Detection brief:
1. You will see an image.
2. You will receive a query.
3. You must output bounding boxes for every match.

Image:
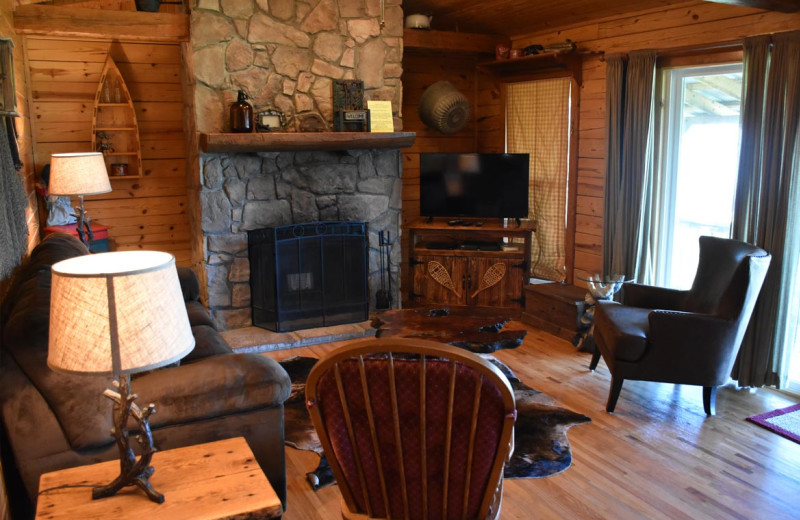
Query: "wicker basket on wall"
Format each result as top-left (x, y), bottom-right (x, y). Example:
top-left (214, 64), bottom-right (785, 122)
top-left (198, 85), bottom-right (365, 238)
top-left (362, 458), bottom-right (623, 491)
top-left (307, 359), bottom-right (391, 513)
top-left (418, 80), bottom-right (471, 135)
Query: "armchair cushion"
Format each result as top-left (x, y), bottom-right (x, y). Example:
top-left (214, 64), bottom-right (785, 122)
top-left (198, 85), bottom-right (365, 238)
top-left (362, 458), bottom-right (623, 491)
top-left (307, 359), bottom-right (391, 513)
top-left (622, 283), bottom-right (687, 310)
top-left (684, 237), bottom-right (757, 316)
top-left (594, 302), bottom-right (651, 362)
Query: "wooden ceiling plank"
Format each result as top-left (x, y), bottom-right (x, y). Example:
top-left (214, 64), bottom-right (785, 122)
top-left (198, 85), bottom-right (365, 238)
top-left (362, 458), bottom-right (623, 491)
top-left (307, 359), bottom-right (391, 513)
top-left (700, 0), bottom-right (800, 13)
top-left (13, 5), bottom-right (189, 42)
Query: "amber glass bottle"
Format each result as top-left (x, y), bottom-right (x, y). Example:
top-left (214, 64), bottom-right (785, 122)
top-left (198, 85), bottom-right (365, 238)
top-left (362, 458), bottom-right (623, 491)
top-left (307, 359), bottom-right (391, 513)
top-left (230, 90), bottom-right (253, 133)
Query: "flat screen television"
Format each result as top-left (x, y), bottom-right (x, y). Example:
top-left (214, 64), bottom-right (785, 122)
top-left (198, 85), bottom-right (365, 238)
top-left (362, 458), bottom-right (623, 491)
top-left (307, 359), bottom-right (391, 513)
top-left (420, 153), bottom-right (530, 219)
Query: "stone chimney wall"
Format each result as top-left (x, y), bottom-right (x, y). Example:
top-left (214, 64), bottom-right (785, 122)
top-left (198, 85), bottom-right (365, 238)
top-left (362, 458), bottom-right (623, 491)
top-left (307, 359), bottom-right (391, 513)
top-left (191, 0), bottom-right (404, 132)
top-left (190, 0), bottom-right (406, 330)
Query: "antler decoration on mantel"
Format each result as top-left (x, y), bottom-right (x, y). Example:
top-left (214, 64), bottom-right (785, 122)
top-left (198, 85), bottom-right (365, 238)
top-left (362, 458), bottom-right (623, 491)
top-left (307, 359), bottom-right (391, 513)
top-left (428, 261), bottom-right (461, 298)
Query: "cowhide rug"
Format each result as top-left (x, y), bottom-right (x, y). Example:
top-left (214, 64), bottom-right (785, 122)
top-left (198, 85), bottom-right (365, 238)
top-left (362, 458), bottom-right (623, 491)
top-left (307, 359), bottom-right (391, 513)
top-left (280, 356), bottom-right (591, 490)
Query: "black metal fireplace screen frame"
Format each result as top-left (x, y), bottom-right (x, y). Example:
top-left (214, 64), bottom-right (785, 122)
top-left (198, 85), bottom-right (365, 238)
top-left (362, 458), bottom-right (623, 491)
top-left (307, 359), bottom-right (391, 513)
top-left (248, 221), bottom-right (368, 332)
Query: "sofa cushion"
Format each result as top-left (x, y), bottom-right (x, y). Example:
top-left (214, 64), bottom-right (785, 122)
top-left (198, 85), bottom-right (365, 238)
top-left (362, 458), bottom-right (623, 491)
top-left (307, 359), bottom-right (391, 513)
top-left (7, 343), bottom-right (114, 450)
top-left (595, 302), bottom-right (651, 362)
top-left (136, 354), bottom-right (291, 429)
top-left (186, 300), bottom-right (216, 329)
top-left (1, 233), bottom-right (89, 350)
top-left (184, 325), bottom-right (233, 363)
top-left (177, 266), bottom-right (201, 302)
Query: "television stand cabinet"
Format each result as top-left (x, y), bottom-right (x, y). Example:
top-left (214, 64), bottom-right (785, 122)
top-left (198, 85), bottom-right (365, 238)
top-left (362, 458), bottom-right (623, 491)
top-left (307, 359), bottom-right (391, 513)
top-left (406, 219), bottom-right (534, 316)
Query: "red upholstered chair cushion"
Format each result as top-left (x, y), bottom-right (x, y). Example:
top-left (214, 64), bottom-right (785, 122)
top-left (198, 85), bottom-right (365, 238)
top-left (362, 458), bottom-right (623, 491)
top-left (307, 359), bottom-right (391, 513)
top-left (315, 354), bottom-right (507, 520)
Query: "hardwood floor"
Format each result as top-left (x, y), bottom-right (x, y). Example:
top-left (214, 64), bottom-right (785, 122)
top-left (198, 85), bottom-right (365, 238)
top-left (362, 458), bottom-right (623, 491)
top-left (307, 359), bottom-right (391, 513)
top-left (263, 322), bottom-right (800, 520)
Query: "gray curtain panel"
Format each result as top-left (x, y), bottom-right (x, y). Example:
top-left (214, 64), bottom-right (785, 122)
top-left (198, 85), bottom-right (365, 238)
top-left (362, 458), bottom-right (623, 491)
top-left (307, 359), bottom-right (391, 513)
top-left (602, 51), bottom-right (657, 281)
top-left (731, 31), bottom-right (800, 388)
top-left (0, 116), bottom-right (29, 279)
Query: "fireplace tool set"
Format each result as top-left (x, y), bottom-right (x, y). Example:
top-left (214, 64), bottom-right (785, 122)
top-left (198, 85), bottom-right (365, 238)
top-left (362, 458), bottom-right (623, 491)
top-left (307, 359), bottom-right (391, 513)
top-left (376, 230), bottom-right (393, 309)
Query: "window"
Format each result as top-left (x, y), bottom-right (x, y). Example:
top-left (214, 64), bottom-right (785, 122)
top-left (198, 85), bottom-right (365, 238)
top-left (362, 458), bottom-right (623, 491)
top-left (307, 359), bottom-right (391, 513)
top-left (652, 63), bottom-right (743, 288)
top-left (506, 78), bottom-right (572, 281)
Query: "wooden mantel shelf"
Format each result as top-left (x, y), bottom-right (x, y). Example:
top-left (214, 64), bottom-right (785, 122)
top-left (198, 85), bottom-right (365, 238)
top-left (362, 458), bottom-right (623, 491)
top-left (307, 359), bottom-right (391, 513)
top-left (200, 132), bottom-right (416, 153)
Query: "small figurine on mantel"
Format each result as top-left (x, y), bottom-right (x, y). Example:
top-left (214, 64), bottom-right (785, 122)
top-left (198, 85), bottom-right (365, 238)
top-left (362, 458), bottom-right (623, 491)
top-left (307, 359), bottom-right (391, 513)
top-left (230, 90), bottom-right (253, 133)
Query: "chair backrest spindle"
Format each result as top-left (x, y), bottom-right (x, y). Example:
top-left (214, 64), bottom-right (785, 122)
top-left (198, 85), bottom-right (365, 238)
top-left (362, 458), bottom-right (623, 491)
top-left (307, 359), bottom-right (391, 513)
top-left (387, 353), bottom-right (411, 520)
top-left (333, 362), bottom-right (374, 517)
top-left (462, 374), bottom-right (484, 520)
top-left (358, 355), bottom-right (392, 518)
top-left (306, 338), bottom-right (516, 520)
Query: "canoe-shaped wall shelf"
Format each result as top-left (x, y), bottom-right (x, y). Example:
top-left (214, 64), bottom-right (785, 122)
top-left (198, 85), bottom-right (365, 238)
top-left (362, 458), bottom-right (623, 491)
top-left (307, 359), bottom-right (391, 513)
top-left (91, 56), bottom-right (142, 180)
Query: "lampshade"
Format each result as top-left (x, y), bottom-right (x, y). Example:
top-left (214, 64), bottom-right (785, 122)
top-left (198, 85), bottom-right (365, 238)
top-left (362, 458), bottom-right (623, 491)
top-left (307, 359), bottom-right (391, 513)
top-left (48, 251), bottom-right (195, 376)
top-left (49, 152), bottom-right (112, 197)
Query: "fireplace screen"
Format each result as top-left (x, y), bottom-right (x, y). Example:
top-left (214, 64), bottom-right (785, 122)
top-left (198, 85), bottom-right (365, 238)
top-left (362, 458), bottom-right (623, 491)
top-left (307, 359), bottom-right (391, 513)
top-left (248, 221), bottom-right (368, 332)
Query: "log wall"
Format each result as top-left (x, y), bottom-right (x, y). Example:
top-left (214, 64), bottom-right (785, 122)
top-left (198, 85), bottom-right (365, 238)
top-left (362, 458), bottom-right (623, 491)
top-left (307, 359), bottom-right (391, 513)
top-left (400, 50), bottom-right (485, 296)
top-left (512, 1), bottom-right (800, 282)
top-left (25, 37), bottom-right (191, 264)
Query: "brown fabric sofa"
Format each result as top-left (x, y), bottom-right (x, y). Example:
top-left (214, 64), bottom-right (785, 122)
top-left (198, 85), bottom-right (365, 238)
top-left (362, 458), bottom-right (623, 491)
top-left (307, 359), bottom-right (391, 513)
top-left (0, 233), bottom-right (291, 518)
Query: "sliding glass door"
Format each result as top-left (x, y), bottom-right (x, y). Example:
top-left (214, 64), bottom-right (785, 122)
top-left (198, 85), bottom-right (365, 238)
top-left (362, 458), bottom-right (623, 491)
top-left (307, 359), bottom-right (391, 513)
top-left (652, 63), bottom-right (743, 288)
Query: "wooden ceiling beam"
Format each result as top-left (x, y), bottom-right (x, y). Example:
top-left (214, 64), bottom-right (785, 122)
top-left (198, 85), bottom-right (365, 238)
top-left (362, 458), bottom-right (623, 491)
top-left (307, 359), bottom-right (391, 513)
top-left (684, 90), bottom-right (739, 116)
top-left (700, 0), bottom-right (800, 12)
top-left (13, 5), bottom-right (189, 42)
top-left (691, 75), bottom-right (743, 99)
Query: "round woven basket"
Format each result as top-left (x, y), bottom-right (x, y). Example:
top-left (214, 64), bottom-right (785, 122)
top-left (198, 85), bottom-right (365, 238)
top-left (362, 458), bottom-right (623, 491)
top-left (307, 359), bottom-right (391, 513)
top-left (418, 81), bottom-right (470, 135)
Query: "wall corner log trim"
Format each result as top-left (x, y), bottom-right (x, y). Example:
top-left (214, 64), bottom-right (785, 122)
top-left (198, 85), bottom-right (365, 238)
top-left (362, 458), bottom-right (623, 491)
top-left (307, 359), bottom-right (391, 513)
top-left (199, 132), bottom-right (417, 153)
top-left (13, 5), bottom-right (189, 42)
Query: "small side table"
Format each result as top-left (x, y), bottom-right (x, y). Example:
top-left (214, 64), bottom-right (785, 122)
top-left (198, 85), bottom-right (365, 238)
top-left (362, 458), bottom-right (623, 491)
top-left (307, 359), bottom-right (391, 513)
top-left (575, 275), bottom-right (630, 352)
top-left (35, 437), bottom-right (282, 520)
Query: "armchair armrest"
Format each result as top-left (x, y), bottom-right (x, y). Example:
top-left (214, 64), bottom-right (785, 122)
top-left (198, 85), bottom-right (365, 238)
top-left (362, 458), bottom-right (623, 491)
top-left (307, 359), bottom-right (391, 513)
top-left (643, 310), bottom-right (738, 385)
top-left (623, 283), bottom-right (688, 310)
top-left (135, 353), bottom-right (291, 430)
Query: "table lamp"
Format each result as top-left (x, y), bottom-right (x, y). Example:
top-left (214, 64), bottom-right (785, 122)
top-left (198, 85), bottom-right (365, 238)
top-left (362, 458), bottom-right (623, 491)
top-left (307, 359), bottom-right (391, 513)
top-left (48, 251), bottom-right (195, 503)
top-left (48, 152), bottom-right (112, 246)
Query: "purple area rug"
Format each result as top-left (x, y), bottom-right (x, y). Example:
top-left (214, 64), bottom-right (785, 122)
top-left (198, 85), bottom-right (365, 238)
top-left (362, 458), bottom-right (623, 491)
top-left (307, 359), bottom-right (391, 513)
top-left (279, 355), bottom-right (590, 490)
top-left (747, 403), bottom-right (800, 444)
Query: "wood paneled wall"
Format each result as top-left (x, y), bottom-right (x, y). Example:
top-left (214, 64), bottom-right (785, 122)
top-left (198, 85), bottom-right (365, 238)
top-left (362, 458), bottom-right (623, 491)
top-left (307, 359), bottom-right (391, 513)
top-left (25, 37), bottom-right (191, 264)
top-left (400, 50), bottom-right (486, 297)
top-left (1, 3), bottom-right (37, 517)
top-left (512, 1), bottom-right (800, 283)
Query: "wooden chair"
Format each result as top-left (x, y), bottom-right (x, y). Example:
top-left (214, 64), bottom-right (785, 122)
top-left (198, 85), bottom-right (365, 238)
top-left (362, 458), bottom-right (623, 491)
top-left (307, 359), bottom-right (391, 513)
top-left (305, 338), bottom-right (516, 520)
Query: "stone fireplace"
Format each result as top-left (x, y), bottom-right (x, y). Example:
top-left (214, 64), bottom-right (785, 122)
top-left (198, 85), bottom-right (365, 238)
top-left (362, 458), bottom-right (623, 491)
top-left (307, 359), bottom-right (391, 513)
top-left (190, 0), bottom-right (405, 330)
top-left (200, 149), bottom-right (401, 330)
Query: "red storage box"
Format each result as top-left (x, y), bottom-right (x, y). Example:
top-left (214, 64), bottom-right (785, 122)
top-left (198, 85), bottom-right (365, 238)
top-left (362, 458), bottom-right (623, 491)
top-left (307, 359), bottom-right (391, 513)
top-left (44, 224), bottom-right (110, 252)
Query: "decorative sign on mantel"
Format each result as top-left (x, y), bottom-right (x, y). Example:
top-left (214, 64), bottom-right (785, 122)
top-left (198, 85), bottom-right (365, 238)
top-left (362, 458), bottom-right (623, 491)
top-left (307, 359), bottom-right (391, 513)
top-left (368, 100), bottom-right (394, 132)
top-left (333, 80), bottom-right (370, 132)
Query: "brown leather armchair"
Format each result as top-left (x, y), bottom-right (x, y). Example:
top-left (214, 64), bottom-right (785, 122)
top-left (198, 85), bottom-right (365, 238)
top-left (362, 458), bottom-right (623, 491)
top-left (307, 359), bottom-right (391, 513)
top-left (590, 236), bottom-right (771, 415)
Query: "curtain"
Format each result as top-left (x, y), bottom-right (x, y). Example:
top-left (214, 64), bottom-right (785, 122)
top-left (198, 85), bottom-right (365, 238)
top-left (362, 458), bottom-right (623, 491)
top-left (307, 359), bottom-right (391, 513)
top-left (602, 51), bottom-right (657, 281)
top-left (731, 31), bottom-right (800, 387)
top-left (0, 116), bottom-right (29, 280)
top-left (507, 78), bottom-right (571, 281)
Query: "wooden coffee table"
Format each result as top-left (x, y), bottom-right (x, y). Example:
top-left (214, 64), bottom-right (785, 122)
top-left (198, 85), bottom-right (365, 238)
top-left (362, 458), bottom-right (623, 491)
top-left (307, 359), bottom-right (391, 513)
top-left (35, 437), bottom-right (282, 520)
top-left (372, 306), bottom-right (527, 353)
